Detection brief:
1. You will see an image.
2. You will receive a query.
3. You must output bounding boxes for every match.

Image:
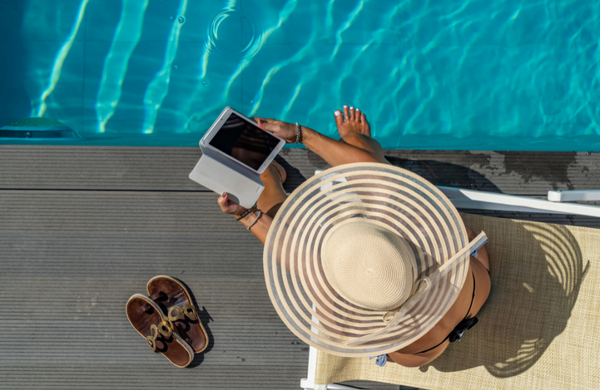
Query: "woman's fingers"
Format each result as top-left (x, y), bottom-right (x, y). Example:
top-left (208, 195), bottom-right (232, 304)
top-left (259, 119), bottom-right (296, 143)
top-left (218, 192), bottom-right (248, 216)
top-left (252, 117), bottom-right (277, 132)
top-left (217, 192), bottom-right (230, 211)
top-left (253, 117), bottom-right (269, 130)
top-left (252, 117), bottom-right (299, 143)
top-left (218, 192), bottom-right (235, 212)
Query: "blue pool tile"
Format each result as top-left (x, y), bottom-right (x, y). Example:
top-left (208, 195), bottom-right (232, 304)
top-left (23, 40), bottom-right (85, 131)
top-left (22, 1), bottom-right (88, 42)
top-left (83, 0), bottom-right (121, 42)
top-left (438, 45), bottom-right (559, 137)
top-left (554, 0), bottom-right (600, 128)
top-left (554, 53), bottom-right (600, 127)
top-left (83, 40), bottom-right (161, 134)
top-left (83, 38), bottom-right (243, 136)
top-left (556, 0), bottom-right (600, 48)
top-left (402, 0), bottom-right (557, 49)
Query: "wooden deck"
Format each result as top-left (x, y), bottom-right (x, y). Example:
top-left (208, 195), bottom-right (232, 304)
top-left (1, 146), bottom-right (599, 389)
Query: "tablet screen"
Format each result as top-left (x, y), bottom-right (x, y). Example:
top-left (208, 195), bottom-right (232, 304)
top-left (208, 113), bottom-right (280, 171)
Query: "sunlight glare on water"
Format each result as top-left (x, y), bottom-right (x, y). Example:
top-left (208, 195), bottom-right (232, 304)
top-left (3, 0), bottom-right (600, 150)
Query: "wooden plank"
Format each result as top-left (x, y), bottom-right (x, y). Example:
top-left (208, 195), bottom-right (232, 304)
top-left (2, 146), bottom-right (599, 196)
top-left (0, 365), bottom-right (307, 389)
top-left (0, 146), bottom-right (203, 191)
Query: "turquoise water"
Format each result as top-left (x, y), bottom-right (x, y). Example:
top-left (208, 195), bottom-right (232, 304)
top-left (1, 0), bottom-right (600, 150)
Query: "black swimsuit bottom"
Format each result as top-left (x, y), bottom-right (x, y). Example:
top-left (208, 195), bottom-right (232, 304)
top-left (416, 270), bottom-right (479, 354)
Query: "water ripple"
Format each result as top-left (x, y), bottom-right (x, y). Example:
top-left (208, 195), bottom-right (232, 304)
top-left (203, 4), bottom-right (265, 63)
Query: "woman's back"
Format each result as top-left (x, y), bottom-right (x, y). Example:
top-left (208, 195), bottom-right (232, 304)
top-left (388, 229), bottom-right (491, 367)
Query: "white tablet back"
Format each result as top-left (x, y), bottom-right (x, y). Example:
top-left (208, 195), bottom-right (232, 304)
top-left (189, 146), bottom-right (264, 208)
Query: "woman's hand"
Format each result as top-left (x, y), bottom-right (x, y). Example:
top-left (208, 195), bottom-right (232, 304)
top-left (253, 117), bottom-right (296, 143)
top-left (217, 192), bottom-right (247, 217)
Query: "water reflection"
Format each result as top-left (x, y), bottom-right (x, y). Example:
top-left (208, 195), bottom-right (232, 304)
top-left (96, 0), bottom-right (148, 133)
top-left (7, 0), bottom-right (600, 149)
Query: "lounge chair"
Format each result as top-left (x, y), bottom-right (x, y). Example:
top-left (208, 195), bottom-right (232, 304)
top-left (300, 180), bottom-right (599, 390)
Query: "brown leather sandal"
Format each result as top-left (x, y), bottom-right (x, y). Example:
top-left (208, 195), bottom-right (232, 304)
top-left (147, 276), bottom-right (208, 354)
top-left (126, 294), bottom-right (194, 368)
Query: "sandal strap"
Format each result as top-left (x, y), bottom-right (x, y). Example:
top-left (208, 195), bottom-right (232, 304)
top-left (145, 304), bottom-right (198, 351)
top-left (168, 303), bottom-right (198, 322)
top-left (146, 319), bottom-right (174, 352)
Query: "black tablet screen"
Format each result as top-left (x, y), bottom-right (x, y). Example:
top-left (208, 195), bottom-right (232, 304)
top-left (208, 113), bottom-right (279, 171)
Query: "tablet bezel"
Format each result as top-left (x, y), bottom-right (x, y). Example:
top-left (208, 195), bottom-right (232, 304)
top-left (200, 107), bottom-right (286, 174)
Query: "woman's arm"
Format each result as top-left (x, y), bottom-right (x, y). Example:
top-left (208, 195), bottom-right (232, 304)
top-left (235, 207), bottom-right (272, 244)
top-left (255, 119), bottom-right (387, 167)
top-left (218, 192), bottom-right (273, 244)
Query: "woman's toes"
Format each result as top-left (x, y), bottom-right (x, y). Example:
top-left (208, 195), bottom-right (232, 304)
top-left (349, 107), bottom-right (355, 120)
top-left (361, 112), bottom-right (371, 135)
top-left (343, 105), bottom-right (350, 121)
top-left (334, 110), bottom-right (344, 128)
top-left (356, 109), bottom-right (361, 122)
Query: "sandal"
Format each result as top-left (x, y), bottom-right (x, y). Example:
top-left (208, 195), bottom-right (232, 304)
top-left (147, 276), bottom-right (208, 354)
top-left (126, 294), bottom-right (194, 368)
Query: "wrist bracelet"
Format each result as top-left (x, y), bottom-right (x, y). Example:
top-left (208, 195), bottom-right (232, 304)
top-left (247, 210), bottom-right (263, 230)
top-left (295, 122), bottom-right (302, 144)
top-left (236, 207), bottom-right (254, 221)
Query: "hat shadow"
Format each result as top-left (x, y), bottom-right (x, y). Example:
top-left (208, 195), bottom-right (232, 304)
top-left (419, 220), bottom-right (589, 377)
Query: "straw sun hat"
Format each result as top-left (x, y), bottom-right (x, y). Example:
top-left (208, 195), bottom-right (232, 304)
top-left (264, 163), bottom-right (486, 357)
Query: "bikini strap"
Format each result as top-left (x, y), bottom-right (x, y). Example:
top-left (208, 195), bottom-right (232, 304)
top-left (415, 270), bottom-right (477, 354)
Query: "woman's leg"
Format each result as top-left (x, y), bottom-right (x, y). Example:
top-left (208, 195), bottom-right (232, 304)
top-left (256, 161), bottom-right (288, 218)
top-left (257, 106), bottom-right (385, 217)
top-left (334, 106), bottom-right (389, 166)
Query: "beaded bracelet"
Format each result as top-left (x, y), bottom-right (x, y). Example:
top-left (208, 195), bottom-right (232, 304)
top-left (235, 207), bottom-right (254, 221)
top-left (295, 122), bottom-right (302, 144)
top-left (247, 210), bottom-right (263, 230)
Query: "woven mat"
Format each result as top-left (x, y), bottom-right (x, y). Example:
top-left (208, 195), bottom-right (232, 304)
top-left (315, 213), bottom-right (599, 390)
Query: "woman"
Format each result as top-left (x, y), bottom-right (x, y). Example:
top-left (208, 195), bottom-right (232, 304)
top-left (218, 106), bottom-right (491, 367)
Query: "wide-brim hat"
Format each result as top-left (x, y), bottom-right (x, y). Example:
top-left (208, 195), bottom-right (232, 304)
top-left (263, 162), bottom-right (486, 357)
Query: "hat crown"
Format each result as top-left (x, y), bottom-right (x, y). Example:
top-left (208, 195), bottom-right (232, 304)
top-left (323, 220), bottom-right (417, 311)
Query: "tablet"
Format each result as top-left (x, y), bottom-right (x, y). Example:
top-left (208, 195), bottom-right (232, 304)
top-left (201, 107), bottom-right (286, 174)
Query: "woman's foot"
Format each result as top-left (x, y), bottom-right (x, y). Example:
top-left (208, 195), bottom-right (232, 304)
top-left (333, 106), bottom-right (389, 164)
top-left (270, 161), bottom-right (287, 184)
top-left (334, 105), bottom-right (372, 138)
top-left (258, 160), bottom-right (288, 218)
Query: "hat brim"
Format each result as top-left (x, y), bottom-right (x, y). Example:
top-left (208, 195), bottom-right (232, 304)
top-left (264, 163), bottom-right (470, 357)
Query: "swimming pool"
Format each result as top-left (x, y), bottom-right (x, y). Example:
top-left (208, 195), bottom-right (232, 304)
top-left (1, 0), bottom-right (599, 151)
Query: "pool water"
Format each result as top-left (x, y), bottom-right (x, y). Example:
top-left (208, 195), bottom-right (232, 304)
top-left (1, 0), bottom-right (599, 150)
